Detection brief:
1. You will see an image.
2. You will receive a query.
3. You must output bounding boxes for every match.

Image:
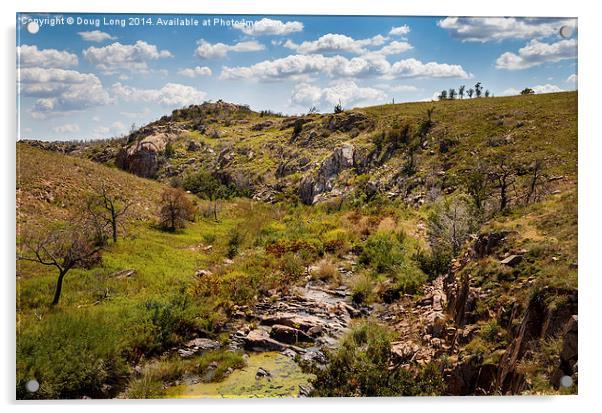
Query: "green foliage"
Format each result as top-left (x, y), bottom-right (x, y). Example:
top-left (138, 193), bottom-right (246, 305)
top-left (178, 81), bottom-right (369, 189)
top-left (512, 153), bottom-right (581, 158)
top-left (359, 231), bottom-right (405, 274)
top-left (226, 227), bottom-right (245, 259)
top-left (183, 171), bottom-right (231, 201)
top-left (17, 310), bottom-right (128, 399)
top-left (310, 321), bottom-right (443, 396)
top-left (334, 100), bottom-right (344, 114)
top-left (414, 248), bottom-right (452, 279)
top-left (163, 142), bottom-right (175, 159)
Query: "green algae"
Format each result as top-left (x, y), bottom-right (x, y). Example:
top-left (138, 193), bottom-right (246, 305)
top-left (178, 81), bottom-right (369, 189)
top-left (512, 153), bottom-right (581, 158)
top-left (166, 352), bottom-right (314, 398)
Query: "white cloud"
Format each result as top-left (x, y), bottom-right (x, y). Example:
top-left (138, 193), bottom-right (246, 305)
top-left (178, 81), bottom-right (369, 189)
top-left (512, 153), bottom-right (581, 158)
top-left (389, 25), bottom-right (411, 36)
top-left (83, 41), bottom-right (173, 74)
top-left (496, 39), bottom-right (577, 70)
top-left (234, 18), bottom-right (303, 36)
top-left (111, 121), bottom-right (126, 131)
top-left (195, 39), bottom-right (265, 59)
top-left (17, 44), bottom-right (78, 68)
top-left (112, 82), bottom-right (206, 107)
top-left (438, 17), bottom-right (577, 42)
top-left (374, 41), bottom-right (413, 56)
top-left (220, 54), bottom-right (470, 82)
top-left (18, 67), bottom-right (112, 118)
top-left (566, 74), bottom-right (577, 83)
top-left (178, 66), bottom-right (212, 78)
top-left (77, 30), bottom-right (117, 42)
top-left (388, 85), bottom-right (419, 93)
top-left (532, 84), bottom-right (565, 94)
top-left (291, 80), bottom-right (387, 109)
top-left (285, 34), bottom-right (387, 55)
top-left (52, 123), bottom-right (80, 134)
top-left (388, 58), bottom-right (472, 79)
top-left (502, 83), bottom-right (565, 96)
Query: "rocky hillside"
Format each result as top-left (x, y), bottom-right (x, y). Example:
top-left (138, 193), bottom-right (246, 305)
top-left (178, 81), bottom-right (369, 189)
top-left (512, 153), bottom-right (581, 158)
top-left (37, 92), bottom-right (576, 209)
top-left (17, 92), bottom-right (577, 398)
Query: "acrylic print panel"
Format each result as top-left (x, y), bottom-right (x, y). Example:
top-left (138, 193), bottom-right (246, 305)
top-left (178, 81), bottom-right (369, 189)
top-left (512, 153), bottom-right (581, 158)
top-left (16, 13), bottom-right (578, 399)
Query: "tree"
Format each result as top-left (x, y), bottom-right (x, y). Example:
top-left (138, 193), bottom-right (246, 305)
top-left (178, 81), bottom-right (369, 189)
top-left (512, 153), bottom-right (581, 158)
top-left (427, 194), bottom-right (480, 259)
top-left (474, 82), bottom-right (483, 98)
top-left (449, 88), bottom-right (457, 100)
top-left (86, 185), bottom-right (132, 243)
top-left (459, 85), bottom-right (466, 99)
top-left (465, 164), bottom-right (489, 211)
top-left (183, 172), bottom-right (229, 221)
top-left (467, 88), bottom-right (474, 99)
top-left (524, 159), bottom-right (546, 204)
top-left (159, 188), bottom-right (196, 231)
top-left (488, 158), bottom-right (515, 212)
top-left (334, 100), bottom-right (344, 114)
top-left (520, 87), bottom-right (535, 95)
top-left (18, 226), bottom-right (103, 305)
top-left (438, 90), bottom-right (448, 100)
top-left (484, 90), bottom-right (491, 98)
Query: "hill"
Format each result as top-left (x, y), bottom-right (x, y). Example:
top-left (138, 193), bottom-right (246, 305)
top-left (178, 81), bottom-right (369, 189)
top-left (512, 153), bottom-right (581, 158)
top-left (16, 92), bottom-right (578, 398)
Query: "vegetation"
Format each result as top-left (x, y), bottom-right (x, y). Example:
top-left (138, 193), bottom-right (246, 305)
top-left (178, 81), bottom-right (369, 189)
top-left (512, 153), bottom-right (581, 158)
top-left (310, 321), bottom-right (444, 396)
top-left (16, 91), bottom-right (577, 398)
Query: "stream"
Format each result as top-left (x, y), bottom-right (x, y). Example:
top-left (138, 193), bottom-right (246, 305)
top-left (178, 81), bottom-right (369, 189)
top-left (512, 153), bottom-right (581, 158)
top-left (168, 262), bottom-right (361, 398)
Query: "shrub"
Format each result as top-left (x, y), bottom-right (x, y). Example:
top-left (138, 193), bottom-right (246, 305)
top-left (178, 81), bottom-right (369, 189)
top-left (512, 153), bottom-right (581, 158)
top-left (414, 248), bottom-right (452, 279)
top-left (350, 272), bottom-right (374, 304)
top-left (359, 231), bottom-right (405, 274)
top-left (313, 257), bottom-right (341, 284)
top-left (17, 311), bottom-right (128, 399)
top-left (158, 188), bottom-right (195, 231)
top-left (279, 252), bottom-right (305, 281)
top-left (310, 321), bottom-right (443, 396)
top-left (226, 227), bottom-right (245, 259)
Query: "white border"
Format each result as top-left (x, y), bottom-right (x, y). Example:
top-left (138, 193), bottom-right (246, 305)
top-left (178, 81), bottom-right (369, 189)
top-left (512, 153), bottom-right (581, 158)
top-left (2, 1), bottom-right (600, 412)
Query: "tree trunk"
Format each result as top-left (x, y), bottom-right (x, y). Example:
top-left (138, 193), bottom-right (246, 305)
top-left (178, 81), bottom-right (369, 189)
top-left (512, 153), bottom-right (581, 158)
top-left (51, 269), bottom-right (68, 305)
top-left (111, 211), bottom-right (118, 243)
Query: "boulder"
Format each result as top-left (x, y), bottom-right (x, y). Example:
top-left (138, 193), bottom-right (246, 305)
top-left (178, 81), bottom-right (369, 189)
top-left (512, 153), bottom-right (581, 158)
top-left (500, 255), bottom-right (523, 267)
top-left (244, 329), bottom-right (288, 352)
top-left (260, 313), bottom-right (322, 332)
top-left (269, 324), bottom-right (313, 345)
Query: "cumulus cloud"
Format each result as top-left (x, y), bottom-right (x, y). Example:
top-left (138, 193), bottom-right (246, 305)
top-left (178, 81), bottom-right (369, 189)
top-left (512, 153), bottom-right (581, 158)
top-left (389, 25), bottom-right (411, 36)
top-left (195, 39), bottom-right (265, 59)
top-left (438, 17), bottom-right (577, 42)
top-left (18, 67), bottom-right (112, 118)
top-left (373, 41), bottom-right (413, 56)
top-left (566, 74), bottom-right (577, 83)
top-left (502, 83), bottom-right (565, 96)
top-left (234, 18), bottom-right (303, 36)
top-left (291, 81), bottom-right (387, 109)
top-left (77, 30), bottom-right (117, 42)
top-left (83, 41), bottom-right (173, 74)
top-left (388, 58), bottom-right (471, 79)
top-left (220, 54), bottom-right (470, 82)
top-left (495, 39), bottom-right (577, 70)
top-left (284, 34), bottom-right (387, 55)
top-left (178, 66), bottom-right (212, 77)
top-left (17, 44), bottom-right (78, 68)
top-left (52, 123), bottom-right (80, 134)
top-left (111, 82), bottom-right (207, 107)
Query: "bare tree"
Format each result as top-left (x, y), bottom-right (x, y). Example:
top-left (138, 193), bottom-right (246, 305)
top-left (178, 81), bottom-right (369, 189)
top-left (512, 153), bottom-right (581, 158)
top-left (459, 85), bottom-right (466, 99)
top-left (524, 159), bottom-right (546, 204)
top-left (428, 194), bottom-right (480, 257)
top-left (489, 158), bottom-right (515, 211)
top-left (86, 185), bottom-right (132, 243)
top-left (18, 227), bottom-right (103, 305)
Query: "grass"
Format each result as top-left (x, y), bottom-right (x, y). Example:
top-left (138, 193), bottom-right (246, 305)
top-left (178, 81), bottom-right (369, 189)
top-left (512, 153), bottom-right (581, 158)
top-left (16, 91), bottom-right (578, 398)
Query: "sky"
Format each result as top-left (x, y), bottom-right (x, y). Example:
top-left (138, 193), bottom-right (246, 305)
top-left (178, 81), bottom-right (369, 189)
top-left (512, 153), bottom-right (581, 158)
top-left (16, 14), bottom-right (578, 141)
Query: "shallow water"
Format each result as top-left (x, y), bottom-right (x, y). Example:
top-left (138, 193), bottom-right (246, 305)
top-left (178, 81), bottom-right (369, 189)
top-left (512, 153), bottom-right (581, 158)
top-left (167, 352), bottom-right (314, 398)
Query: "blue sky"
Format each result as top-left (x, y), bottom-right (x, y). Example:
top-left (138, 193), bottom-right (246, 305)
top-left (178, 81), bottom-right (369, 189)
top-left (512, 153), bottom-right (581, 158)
top-left (17, 14), bottom-right (578, 141)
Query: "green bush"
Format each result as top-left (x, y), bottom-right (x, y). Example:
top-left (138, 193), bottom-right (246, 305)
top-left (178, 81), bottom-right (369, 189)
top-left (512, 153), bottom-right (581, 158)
top-left (226, 227), bottom-right (245, 259)
top-left (17, 310), bottom-right (128, 399)
top-left (310, 321), bottom-right (443, 396)
top-left (359, 231), bottom-right (405, 274)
